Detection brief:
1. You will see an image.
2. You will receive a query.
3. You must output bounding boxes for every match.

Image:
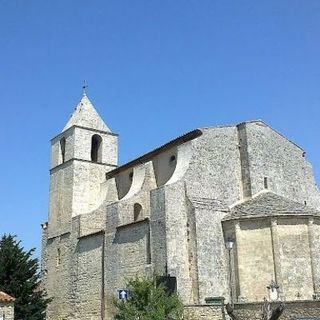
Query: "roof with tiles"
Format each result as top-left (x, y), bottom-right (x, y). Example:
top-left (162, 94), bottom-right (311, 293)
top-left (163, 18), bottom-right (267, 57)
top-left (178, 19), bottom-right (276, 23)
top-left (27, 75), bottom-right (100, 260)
top-left (0, 291), bottom-right (15, 302)
top-left (223, 191), bottom-right (320, 221)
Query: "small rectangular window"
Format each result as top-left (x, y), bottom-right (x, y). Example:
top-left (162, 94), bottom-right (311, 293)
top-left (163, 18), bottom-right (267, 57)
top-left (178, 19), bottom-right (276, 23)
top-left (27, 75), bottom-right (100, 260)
top-left (264, 177), bottom-right (268, 189)
top-left (56, 248), bottom-right (61, 266)
top-left (146, 227), bottom-right (151, 264)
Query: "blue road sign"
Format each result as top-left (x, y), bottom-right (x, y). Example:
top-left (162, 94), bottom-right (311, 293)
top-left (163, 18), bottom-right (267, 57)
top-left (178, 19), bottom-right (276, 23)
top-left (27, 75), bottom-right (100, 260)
top-left (118, 289), bottom-right (129, 300)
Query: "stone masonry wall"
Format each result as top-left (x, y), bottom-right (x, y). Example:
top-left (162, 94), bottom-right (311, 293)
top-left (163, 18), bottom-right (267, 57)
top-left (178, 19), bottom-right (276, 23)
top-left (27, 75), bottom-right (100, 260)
top-left (225, 217), bottom-right (316, 303)
top-left (311, 220), bottom-right (320, 294)
top-left (48, 163), bottom-right (74, 237)
top-left (73, 127), bottom-right (118, 166)
top-left (51, 127), bottom-right (75, 168)
top-left (45, 233), bottom-right (73, 320)
top-left (150, 187), bottom-right (167, 276)
top-left (235, 219), bottom-right (275, 301)
top-left (0, 302), bottom-right (14, 320)
top-left (184, 305), bottom-right (224, 320)
top-left (71, 160), bottom-right (111, 216)
top-left (184, 126), bottom-right (242, 205)
top-left (51, 126), bottom-right (118, 169)
top-left (277, 218), bottom-right (313, 300)
top-left (244, 121), bottom-right (320, 208)
top-left (104, 195), bottom-right (153, 319)
top-left (233, 300), bottom-right (320, 319)
top-left (152, 146), bottom-right (178, 187)
top-left (189, 198), bottom-right (229, 303)
top-left (73, 233), bottom-right (104, 320)
top-left (164, 182), bottom-right (193, 304)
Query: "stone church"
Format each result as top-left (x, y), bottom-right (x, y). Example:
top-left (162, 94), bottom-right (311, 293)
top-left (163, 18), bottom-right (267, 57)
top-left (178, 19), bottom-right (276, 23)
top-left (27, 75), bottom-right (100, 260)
top-left (42, 94), bottom-right (320, 319)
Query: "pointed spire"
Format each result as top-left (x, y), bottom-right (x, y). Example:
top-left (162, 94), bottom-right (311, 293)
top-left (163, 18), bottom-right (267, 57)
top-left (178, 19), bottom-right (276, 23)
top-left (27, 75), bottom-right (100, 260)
top-left (62, 95), bottom-right (111, 133)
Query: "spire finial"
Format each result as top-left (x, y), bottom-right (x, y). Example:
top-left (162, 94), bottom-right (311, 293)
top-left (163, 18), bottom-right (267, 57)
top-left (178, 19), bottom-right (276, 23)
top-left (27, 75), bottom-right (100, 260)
top-left (82, 80), bottom-right (88, 96)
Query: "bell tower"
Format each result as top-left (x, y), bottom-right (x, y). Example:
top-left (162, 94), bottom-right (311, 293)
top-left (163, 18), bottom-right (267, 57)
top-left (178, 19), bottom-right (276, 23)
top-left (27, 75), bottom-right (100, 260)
top-left (48, 94), bottom-right (118, 236)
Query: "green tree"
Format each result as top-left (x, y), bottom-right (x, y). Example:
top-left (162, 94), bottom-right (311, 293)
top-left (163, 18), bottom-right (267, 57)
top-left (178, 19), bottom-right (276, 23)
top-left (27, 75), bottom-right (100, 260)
top-left (0, 234), bottom-right (49, 320)
top-left (113, 275), bottom-right (183, 320)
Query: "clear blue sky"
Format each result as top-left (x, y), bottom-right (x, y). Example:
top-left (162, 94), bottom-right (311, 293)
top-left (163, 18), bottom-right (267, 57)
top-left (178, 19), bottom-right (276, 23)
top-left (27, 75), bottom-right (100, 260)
top-left (0, 0), bottom-right (319, 257)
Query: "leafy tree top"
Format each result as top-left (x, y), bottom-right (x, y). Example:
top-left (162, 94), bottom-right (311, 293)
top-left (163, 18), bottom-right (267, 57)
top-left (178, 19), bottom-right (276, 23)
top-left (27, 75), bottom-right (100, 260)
top-left (113, 275), bottom-right (183, 320)
top-left (0, 234), bottom-right (49, 320)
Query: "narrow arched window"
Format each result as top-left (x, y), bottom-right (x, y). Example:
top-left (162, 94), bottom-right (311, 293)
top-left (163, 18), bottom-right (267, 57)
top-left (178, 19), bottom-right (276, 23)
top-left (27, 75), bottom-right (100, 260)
top-left (60, 137), bottom-right (66, 163)
top-left (134, 203), bottom-right (143, 221)
top-left (264, 177), bottom-right (268, 189)
top-left (146, 225), bottom-right (151, 264)
top-left (56, 248), bottom-right (61, 267)
top-left (91, 134), bottom-right (102, 163)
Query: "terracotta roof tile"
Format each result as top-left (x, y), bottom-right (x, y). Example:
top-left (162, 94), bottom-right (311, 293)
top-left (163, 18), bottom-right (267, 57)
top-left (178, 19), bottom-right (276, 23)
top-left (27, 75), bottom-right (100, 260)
top-left (0, 291), bottom-right (15, 302)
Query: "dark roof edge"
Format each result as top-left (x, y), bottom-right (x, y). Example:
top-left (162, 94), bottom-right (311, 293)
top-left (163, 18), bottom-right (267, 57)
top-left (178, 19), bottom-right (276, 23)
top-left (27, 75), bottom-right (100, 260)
top-left (106, 129), bottom-right (203, 179)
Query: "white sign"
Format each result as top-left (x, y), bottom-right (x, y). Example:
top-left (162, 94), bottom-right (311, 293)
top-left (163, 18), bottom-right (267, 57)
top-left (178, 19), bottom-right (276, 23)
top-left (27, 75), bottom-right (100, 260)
top-left (118, 289), bottom-right (129, 300)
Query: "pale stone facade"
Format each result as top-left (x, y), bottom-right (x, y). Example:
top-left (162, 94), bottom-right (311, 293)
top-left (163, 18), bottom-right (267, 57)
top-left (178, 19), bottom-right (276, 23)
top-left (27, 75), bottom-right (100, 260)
top-left (0, 292), bottom-right (15, 320)
top-left (42, 95), bottom-right (320, 319)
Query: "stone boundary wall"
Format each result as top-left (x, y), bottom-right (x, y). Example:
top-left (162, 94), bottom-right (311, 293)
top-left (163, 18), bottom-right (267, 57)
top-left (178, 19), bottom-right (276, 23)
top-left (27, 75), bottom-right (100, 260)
top-left (233, 300), bottom-right (320, 319)
top-left (184, 304), bottom-right (225, 320)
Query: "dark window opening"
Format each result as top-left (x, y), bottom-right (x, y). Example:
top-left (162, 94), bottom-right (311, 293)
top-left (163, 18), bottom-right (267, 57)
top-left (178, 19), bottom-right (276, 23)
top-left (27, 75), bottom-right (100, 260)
top-left (264, 177), bottom-right (268, 189)
top-left (156, 276), bottom-right (177, 295)
top-left (134, 203), bottom-right (143, 221)
top-left (169, 155), bottom-right (176, 163)
top-left (60, 137), bottom-right (66, 163)
top-left (57, 248), bottom-right (61, 266)
top-left (146, 226), bottom-right (151, 264)
top-left (91, 134), bottom-right (102, 163)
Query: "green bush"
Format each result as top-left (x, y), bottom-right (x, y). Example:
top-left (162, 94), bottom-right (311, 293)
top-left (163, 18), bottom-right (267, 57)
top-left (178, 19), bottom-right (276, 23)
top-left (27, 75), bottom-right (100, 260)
top-left (113, 275), bottom-right (183, 320)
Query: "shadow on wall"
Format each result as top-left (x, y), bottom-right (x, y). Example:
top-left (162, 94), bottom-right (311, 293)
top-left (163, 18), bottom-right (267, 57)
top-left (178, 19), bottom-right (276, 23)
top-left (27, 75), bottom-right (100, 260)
top-left (77, 234), bottom-right (104, 254)
top-left (113, 222), bottom-right (149, 244)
